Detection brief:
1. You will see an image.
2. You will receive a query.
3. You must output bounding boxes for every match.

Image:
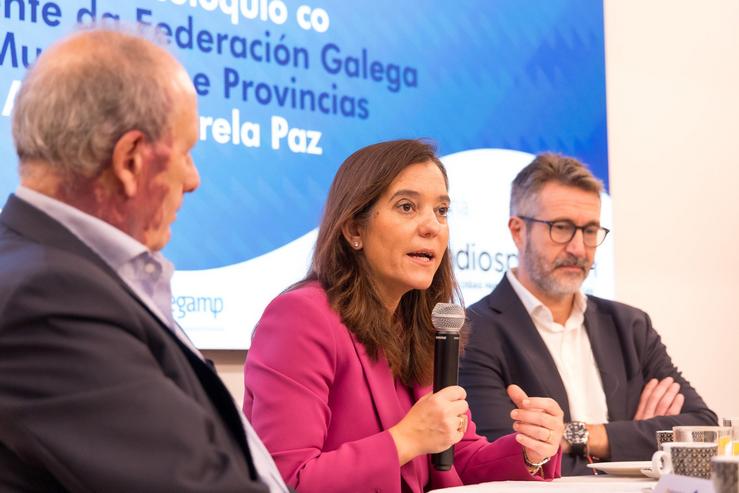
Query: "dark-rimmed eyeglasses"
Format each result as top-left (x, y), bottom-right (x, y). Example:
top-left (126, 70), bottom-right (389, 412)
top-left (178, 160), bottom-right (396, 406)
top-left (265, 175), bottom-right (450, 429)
top-left (518, 216), bottom-right (610, 247)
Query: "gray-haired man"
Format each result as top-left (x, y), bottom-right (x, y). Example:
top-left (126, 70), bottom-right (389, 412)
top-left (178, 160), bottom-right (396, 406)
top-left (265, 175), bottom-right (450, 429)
top-left (0, 28), bottom-right (287, 492)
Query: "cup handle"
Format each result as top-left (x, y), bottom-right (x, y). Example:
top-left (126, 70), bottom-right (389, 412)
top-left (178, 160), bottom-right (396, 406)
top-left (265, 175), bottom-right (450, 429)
top-left (651, 450), bottom-right (671, 477)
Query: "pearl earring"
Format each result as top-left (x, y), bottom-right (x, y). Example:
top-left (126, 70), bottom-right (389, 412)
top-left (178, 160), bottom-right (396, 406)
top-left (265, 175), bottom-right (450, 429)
top-left (353, 241), bottom-right (360, 248)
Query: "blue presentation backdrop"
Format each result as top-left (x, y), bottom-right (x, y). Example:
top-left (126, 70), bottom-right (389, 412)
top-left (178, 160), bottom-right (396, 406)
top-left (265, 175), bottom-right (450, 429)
top-left (0, 0), bottom-right (608, 348)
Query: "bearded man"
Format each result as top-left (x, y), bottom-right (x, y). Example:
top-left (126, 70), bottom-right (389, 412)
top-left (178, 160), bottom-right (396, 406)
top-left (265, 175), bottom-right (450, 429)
top-left (459, 153), bottom-right (716, 475)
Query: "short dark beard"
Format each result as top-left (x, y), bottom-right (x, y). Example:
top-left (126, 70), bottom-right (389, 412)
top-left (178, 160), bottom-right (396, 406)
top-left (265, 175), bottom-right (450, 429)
top-left (523, 240), bottom-right (589, 298)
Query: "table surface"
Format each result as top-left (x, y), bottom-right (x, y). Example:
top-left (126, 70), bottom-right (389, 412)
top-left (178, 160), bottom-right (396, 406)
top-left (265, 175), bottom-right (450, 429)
top-left (429, 476), bottom-right (657, 493)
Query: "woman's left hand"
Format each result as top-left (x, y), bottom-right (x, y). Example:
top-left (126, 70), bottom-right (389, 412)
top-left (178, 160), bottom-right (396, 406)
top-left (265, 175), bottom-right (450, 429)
top-left (507, 384), bottom-right (564, 464)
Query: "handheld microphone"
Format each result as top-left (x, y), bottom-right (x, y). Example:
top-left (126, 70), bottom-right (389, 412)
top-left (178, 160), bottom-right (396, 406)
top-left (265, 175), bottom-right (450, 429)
top-left (430, 302), bottom-right (466, 471)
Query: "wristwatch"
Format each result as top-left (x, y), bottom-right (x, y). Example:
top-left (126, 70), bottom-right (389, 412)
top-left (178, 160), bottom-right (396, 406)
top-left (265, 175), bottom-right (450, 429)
top-left (564, 421), bottom-right (589, 457)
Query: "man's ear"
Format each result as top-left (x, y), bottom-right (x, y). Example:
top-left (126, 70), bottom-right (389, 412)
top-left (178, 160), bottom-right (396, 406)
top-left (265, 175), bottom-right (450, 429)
top-left (341, 219), bottom-right (364, 250)
top-left (110, 130), bottom-right (146, 198)
top-left (508, 216), bottom-right (526, 251)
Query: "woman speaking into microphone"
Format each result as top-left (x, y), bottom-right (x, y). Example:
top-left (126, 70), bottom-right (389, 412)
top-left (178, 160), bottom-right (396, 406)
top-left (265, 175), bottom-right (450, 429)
top-left (243, 140), bottom-right (564, 492)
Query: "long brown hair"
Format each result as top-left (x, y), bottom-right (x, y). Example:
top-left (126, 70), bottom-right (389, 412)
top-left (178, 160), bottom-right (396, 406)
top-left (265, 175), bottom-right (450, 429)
top-left (305, 139), bottom-right (460, 386)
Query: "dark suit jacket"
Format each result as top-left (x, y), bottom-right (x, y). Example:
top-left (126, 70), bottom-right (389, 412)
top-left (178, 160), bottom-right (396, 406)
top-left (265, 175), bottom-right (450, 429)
top-left (459, 275), bottom-right (717, 476)
top-left (0, 194), bottom-right (269, 492)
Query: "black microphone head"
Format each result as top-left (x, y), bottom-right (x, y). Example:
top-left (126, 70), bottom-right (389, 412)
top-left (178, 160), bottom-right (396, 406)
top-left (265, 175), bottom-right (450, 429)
top-left (431, 303), bottom-right (465, 333)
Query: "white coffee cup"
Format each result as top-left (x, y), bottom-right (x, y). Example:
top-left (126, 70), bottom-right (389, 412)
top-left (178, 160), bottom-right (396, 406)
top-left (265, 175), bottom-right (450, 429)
top-left (651, 441), bottom-right (718, 479)
top-left (656, 429), bottom-right (674, 450)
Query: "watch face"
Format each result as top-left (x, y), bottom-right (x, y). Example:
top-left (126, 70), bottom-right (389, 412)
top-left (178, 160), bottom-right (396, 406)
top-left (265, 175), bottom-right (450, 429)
top-left (565, 422), bottom-right (589, 444)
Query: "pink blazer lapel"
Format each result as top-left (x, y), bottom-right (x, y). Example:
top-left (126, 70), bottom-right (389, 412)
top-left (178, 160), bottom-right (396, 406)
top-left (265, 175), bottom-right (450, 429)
top-left (349, 332), bottom-right (404, 430)
top-left (350, 332), bottom-right (422, 492)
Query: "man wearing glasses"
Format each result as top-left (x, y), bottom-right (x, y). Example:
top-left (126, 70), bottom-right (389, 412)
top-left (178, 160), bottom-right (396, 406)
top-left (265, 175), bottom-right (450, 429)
top-left (459, 153), bottom-right (716, 475)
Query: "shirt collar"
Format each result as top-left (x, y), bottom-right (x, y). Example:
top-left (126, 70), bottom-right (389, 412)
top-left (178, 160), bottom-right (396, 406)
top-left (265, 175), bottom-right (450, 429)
top-left (15, 185), bottom-right (153, 270)
top-left (506, 268), bottom-right (587, 330)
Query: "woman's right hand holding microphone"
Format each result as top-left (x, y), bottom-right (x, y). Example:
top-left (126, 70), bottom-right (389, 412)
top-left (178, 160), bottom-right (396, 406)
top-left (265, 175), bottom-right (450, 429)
top-left (389, 385), bottom-right (469, 466)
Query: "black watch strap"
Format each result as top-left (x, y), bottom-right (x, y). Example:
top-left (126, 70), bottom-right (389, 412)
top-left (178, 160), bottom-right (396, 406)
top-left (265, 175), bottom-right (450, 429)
top-left (564, 421), bottom-right (589, 458)
top-left (570, 442), bottom-right (587, 457)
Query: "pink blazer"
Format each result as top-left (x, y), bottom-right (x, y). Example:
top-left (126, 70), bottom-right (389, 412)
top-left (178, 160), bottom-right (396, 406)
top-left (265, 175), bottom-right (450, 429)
top-left (244, 282), bottom-right (561, 492)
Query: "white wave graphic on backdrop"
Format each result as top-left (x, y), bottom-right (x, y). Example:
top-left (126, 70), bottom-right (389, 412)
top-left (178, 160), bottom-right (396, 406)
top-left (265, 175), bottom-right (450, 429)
top-left (172, 229), bottom-right (316, 349)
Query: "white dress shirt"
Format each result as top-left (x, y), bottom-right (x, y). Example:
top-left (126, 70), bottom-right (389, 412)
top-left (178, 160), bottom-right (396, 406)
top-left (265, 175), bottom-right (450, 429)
top-left (15, 186), bottom-right (288, 493)
top-left (507, 269), bottom-right (609, 424)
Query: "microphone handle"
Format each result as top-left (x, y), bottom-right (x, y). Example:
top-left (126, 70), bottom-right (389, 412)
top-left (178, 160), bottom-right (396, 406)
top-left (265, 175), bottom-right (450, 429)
top-left (431, 331), bottom-right (460, 471)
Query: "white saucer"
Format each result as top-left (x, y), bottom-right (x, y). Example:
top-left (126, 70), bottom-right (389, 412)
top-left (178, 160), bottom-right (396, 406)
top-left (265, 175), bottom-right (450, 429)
top-left (640, 467), bottom-right (661, 479)
top-left (586, 461), bottom-right (652, 477)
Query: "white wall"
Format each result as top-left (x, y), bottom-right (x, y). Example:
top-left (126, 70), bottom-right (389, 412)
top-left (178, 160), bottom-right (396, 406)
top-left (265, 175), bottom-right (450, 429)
top-left (212, 0), bottom-right (739, 419)
top-left (605, 0), bottom-right (739, 419)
